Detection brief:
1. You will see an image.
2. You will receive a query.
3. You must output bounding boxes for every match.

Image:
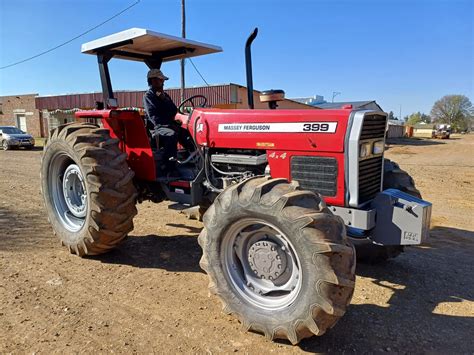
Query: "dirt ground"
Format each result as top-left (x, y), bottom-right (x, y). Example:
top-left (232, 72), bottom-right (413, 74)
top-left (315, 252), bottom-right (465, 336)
top-left (1, 134), bottom-right (473, 354)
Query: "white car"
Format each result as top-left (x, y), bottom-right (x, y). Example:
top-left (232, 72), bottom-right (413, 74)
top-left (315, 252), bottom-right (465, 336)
top-left (0, 126), bottom-right (35, 150)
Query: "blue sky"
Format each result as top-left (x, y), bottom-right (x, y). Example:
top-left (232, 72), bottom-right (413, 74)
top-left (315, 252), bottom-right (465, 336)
top-left (0, 0), bottom-right (472, 117)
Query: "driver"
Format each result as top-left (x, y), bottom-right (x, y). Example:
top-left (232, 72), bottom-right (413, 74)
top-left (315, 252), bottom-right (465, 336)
top-left (143, 69), bottom-right (195, 175)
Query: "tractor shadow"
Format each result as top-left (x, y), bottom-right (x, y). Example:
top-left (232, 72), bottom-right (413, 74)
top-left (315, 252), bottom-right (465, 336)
top-left (297, 226), bottom-right (474, 353)
top-left (88, 232), bottom-right (204, 273)
top-left (385, 137), bottom-right (445, 148)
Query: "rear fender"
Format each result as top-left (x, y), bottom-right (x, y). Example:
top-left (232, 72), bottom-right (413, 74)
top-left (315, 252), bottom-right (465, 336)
top-left (75, 109), bottom-right (156, 181)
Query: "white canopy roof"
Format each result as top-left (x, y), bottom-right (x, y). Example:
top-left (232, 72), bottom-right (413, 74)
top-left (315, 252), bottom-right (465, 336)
top-left (81, 28), bottom-right (222, 62)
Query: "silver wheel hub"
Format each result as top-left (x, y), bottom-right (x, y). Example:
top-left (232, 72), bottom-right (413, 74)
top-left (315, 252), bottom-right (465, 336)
top-left (48, 154), bottom-right (87, 232)
top-left (248, 240), bottom-right (288, 281)
top-left (222, 219), bottom-right (302, 310)
top-left (62, 164), bottom-right (87, 218)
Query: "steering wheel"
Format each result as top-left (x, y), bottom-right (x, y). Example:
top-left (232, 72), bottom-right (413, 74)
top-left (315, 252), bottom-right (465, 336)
top-left (178, 95), bottom-right (208, 114)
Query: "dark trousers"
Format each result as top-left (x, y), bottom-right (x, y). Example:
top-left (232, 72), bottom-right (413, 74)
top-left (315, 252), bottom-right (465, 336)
top-left (152, 124), bottom-right (195, 169)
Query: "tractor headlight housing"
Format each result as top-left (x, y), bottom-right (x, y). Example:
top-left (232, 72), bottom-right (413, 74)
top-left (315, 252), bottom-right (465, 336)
top-left (359, 142), bottom-right (371, 158)
top-left (373, 140), bottom-right (385, 154)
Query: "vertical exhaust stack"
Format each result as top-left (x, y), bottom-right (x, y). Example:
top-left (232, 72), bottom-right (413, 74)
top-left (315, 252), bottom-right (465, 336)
top-left (245, 28), bottom-right (258, 109)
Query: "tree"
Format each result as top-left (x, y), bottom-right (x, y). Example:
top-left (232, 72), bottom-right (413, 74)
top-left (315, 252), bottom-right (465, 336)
top-left (388, 111), bottom-right (395, 120)
top-left (430, 95), bottom-right (473, 131)
top-left (405, 112), bottom-right (432, 126)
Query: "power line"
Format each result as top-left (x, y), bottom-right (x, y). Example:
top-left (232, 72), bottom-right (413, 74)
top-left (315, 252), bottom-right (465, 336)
top-left (0, 0), bottom-right (141, 70)
top-left (187, 58), bottom-right (229, 103)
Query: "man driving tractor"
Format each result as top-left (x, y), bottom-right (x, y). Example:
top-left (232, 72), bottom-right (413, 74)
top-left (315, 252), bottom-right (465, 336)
top-left (143, 69), bottom-right (195, 175)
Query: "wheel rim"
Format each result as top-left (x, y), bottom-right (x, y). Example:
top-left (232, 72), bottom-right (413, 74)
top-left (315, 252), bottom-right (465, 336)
top-left (221, 218), bottom-right (302, 310)
top-left (2, 141), bottom-right (7, 150)
top-left (48, 154), bottom-right (87, 232)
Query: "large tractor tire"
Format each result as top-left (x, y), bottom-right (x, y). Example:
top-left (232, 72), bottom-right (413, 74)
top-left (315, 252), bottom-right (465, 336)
top-left (198, 177), bottom-right (355, 344)
top-left (41, 123), bottom-right (137, 256)
top-left (354, 158), bottom-right (421, 264)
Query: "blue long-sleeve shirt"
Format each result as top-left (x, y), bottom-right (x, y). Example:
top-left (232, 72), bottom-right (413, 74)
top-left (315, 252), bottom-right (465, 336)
top-left (143, 87), bottom-right (178, 127)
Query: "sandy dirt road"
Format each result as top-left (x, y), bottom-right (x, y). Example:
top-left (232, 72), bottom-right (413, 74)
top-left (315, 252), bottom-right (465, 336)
top-left (0, 134), bottom-right (473, 353)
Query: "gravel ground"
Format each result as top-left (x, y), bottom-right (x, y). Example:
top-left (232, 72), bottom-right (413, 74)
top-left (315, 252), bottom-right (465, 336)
top-left (0, 134), bottom-right (473, 353)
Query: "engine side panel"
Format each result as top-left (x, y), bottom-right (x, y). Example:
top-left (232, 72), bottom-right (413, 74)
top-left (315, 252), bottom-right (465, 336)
top-left (189, 108), bottom-right (351, 206)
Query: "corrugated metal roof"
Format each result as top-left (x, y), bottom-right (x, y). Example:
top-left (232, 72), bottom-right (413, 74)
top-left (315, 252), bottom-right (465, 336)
top-left (36, 84), bottom-right (234, 110)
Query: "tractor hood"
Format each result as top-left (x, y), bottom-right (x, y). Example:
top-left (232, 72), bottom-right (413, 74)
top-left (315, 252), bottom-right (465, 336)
top-left (190, 108), bottom-right (352, 153)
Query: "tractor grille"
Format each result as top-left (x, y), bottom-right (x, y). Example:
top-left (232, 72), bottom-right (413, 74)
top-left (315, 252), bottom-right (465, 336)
top-left (291, 156), bottom-right (337, 197)
top-left (358, 156), bottom-right (383, 203)
top-left (357, 114), bottom-right (387, 203)
top-left (360, 114), bottom-right (387, 140)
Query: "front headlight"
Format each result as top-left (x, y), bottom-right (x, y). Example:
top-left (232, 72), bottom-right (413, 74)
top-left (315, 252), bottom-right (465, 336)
top-left (30, 138), bottom-right (35, 145)
top-left (359, 142), bottom-right (371, 158)
top-left (373, 140), bottom-right (385, 154)
top-left (9, 138), bottom-right (19, 144)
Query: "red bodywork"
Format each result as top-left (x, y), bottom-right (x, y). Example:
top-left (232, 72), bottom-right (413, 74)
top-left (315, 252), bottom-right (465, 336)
top-left (76, 107), bottom-right (352, 206)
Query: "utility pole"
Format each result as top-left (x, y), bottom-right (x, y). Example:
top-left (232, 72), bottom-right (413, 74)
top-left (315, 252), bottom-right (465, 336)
top-left (399, 104), bottom-right (402, 121)
top-left (332, 91), bottom-right (341, 103)
top-left (180, 0), bottom-right (186, 102)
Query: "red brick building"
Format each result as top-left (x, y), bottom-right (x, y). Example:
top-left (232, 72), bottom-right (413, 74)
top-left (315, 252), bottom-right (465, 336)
top-left (0, 94), bottom-right (44, 137)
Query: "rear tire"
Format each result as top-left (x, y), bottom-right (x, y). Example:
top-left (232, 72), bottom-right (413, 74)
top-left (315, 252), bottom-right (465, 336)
top-left (199, 177), bottom-right (355, 344)
top-left (354, 158), bottom-right (421, 264)
top-left (41, 123), bottom-right (138, 256)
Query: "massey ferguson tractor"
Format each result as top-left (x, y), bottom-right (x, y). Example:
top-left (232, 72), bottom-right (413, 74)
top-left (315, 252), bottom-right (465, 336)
top-left (41, 28), bottom-right (432, 344)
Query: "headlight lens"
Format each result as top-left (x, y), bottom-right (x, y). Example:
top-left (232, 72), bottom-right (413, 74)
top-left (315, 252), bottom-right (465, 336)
top-left (359, 142), bottom-right (371, 158)
top-left (373, 140), bottom-right (384, 154)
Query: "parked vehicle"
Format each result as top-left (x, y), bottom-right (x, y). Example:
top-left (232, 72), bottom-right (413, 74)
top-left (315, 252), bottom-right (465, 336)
top-left (0, 126), bottom-right (35, 150)
top-left (41, 28), bottom-right (432, 344)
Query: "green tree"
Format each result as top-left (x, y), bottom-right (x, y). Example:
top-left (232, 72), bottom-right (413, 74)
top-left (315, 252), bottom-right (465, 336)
top-left (421, 113), bottom-right (431, 123)
top-left (388, 111), bottom-right (395, 120)
top-left (406, 112), bottom-right (422, 126)
top-left (430, 95), bottom-right (473, 131)
top-left (406, 112), bottom-right (431, 126)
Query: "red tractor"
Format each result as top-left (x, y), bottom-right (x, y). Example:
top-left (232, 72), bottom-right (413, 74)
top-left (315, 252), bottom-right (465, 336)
top-left (41, 28), bottom-right (432, 344)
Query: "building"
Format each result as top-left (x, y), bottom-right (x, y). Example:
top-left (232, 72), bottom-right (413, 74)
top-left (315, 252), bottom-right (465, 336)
top-left (412, 123), bottom-right (436, 138)
top-left (290, 96), bottom-right (383, 112)
top-left (313, 101), bottom-right (383, 111)
top-left (387, 119), bottom-right (405, 138)
top-left (291, 95), bottom-right (326, 105)
top-left (0, 94), bottom-right (44, 137)
top-left (32, 83), bottom-right (314, 135)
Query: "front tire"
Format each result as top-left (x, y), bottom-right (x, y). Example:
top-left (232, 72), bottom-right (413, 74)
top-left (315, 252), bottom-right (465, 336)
top-left (199, 177), bottom-right (355, 344)
top-left (41, 123), bottom-right (138, 256)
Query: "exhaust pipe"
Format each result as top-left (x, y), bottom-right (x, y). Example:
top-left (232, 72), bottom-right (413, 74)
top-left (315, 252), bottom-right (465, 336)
top-left (245, 28), bottom-right (258, 109)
